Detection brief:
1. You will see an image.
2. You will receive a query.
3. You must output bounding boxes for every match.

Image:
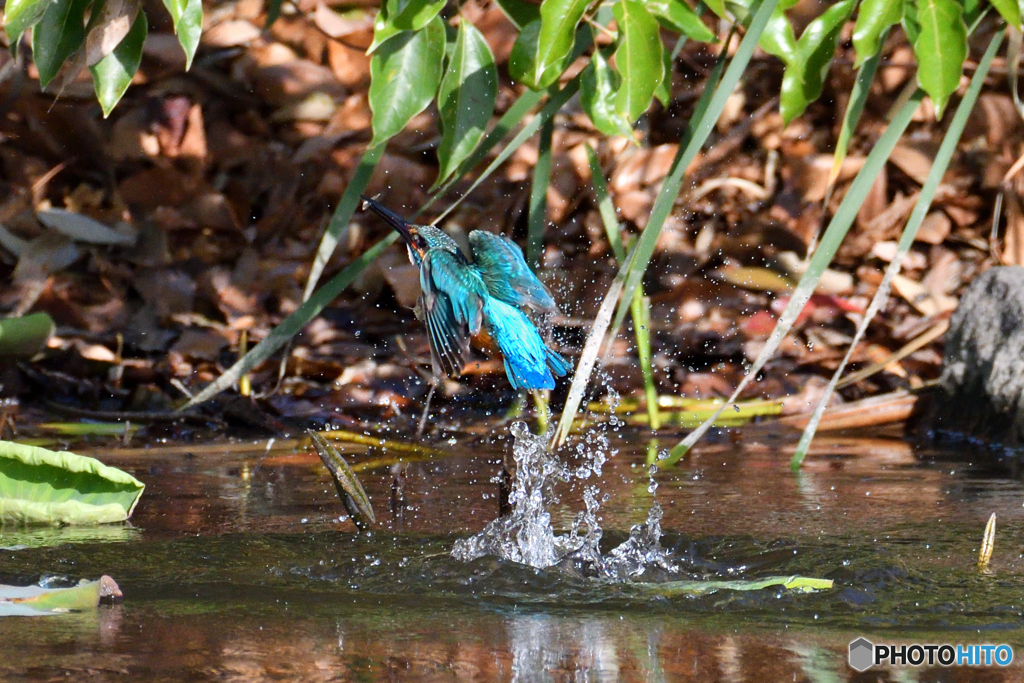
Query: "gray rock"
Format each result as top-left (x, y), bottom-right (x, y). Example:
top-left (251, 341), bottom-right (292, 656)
top-left (931, 266), bottom-right (1024, 445)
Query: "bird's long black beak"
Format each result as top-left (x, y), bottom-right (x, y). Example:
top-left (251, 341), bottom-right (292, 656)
top-left (361, 196), bottom-right (415, 243)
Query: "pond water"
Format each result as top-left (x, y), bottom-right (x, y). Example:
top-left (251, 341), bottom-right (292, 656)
top-left (1, 424), bottom-right (1024, 681)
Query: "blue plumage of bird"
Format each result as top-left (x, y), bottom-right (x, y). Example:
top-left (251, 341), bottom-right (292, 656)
top-left (362, 197), bottom-right (570, 391)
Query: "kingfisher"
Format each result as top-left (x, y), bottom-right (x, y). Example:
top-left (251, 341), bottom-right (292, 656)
top-left (361, 197), bottom-right (570, 395)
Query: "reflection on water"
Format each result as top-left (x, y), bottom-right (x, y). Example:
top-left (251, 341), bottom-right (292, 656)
top-left (1, 428), bottom-right (1024, 680)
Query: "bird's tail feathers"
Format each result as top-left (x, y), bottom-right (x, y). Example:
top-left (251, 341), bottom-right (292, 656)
top-left (545, 348), bottom-right (571, 378)
top-left (483, 298), bottom-right (556, 391)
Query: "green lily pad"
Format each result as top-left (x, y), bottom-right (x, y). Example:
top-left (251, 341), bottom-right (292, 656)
top-left (0, 440), bottom-right (144, 525)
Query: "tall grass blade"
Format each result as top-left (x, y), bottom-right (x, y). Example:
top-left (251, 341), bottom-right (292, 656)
top-left (830, 30), bottom-right (885, 186)
top-left (790, 30), bottom-right (1004, 470)
top-left (806, 30), bottom-right (886, 257)
top-left (552, 243), bottom-right (637, 448)
top-left (527, 117), bottom-right (554, 267)
top-left (586, 144), bottom-right (626, 260)
top-left (182, 235), bottom-right (397, 409)
top-left (586, 144), bottom-right (660, 428)
top-left (552, 18), bottom-right (752, 446)
top-left (303, 143), bottom-right (385, 300)
top-left (667, 89), bottom-right (926, 464)
top-left (631, 290), bottom-right (661, 429)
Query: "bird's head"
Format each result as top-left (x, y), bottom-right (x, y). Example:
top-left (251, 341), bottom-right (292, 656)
top-left (361, 196), bottom-right (430, 262)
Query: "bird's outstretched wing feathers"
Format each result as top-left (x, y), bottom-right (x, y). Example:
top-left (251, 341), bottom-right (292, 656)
top-left (468, 231), bottom-right (558, 314)
top-left (419, 250), bottom-right (484, 378)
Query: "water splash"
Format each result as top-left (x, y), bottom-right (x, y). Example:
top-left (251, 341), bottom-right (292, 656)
top-left (452, 421), bottom-right (680, 581)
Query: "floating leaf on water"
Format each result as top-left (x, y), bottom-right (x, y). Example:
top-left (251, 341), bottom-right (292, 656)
top-left (0, 440), bottom-right (145, 525)
top-left (37, 422), bottom-right (139, 437)
top-left (647, 575), bottom-right (834, 597)
top-left (0, 575), bottom-right (120, 616)
top-left (308, 430), bottom-right (376, 528)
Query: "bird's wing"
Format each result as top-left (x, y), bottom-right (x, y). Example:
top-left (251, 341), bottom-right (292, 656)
top-left (419, 250), bottom-right (485, 377)
top-left (468, 231), bottom-right (559, 314)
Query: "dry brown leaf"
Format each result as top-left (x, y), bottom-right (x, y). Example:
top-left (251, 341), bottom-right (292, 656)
top-left (85, 0), bottom-right (140, 66)
top-left (915, 211), bottom-right (951, 245)
top-left (202, 19), bottom-right (261, 48)
top-left (889, 141), bottom-right (937, 185)
top-left (313, 4), bottom-right (372, 38)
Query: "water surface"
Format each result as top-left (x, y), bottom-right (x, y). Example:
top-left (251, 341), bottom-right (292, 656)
top-left (1, 426), bottom-right (1023, 681)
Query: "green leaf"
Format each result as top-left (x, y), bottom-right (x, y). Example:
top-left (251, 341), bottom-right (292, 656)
top-left (264, 0), bottom-right (284, 28)
top-left (435, 20), bottom-right (498, 188)
top-left (509, 0), bottom-right (590, 89)
top-left (386, 0), bottom-right (446, 30)
top-left (368, 13), bottom-right (403, 54)
top-left (779, 0), bottom-right (855, 123)
top-left (368, 0), bottom-right (446, 53)
top-left (495, 0), bottom-right (541, 29)
top-left (852, 0), bottom-right (902, 66)
top-left (580, 50), bottom-right (634, 136)
top-left (704, 0), bottom-right (728, 19)
top-left (912, 0), bottom-right (967, 117)
top-left (31, 0), bottom-right (89, 88)
top-left (613, 0), bottom-right (665, 123)
top-left (89, 9), bottom-right (146, 117)
top-left (962, 0), bottom-right (983, 25)
top-left (4, 0), bottom-right (51, 47)
top-left (647, 0), bottom-right (716, 42)
top-left (654, 43), bottom-right (673, 106)
top-left (901, 0), bottom-right (920, 45)
top-left (0, 440), bottom-right (145, 525)
top-left (368, 15), bottom-right (445, 146)
top-left (508, 20), bottom-right (545, 87)
top-left (527, 117), bottom-right (553, 268)
top-left (0, 312), bottom-right (54, 358)
top-left (759, 6), bottom-right (797, 62)
top-left (161, 0), bottom-right (201, 69)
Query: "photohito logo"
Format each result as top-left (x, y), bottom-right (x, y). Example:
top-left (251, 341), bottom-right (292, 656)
top-left (849, 638), bottom-right (1013, 671)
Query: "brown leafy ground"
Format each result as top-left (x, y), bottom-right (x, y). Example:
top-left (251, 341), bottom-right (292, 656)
top-left (0, 2), bottom-right (1017, 438)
